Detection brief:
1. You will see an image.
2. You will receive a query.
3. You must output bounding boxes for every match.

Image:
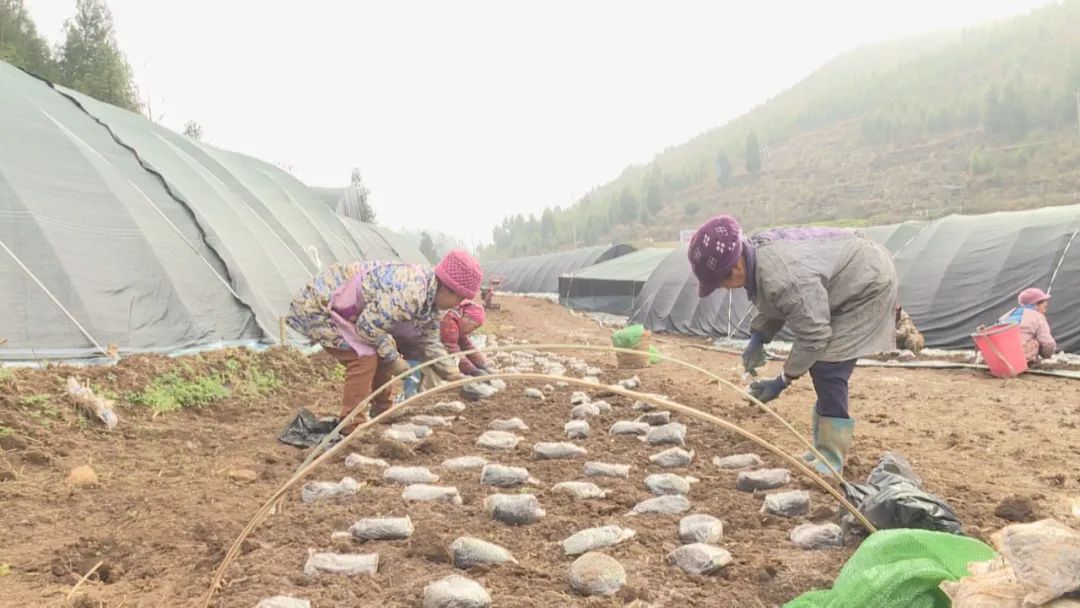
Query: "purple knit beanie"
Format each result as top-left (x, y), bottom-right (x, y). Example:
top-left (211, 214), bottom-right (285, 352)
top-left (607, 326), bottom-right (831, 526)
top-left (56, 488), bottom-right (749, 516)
top-left (688, 215), bottom-right (743, 298)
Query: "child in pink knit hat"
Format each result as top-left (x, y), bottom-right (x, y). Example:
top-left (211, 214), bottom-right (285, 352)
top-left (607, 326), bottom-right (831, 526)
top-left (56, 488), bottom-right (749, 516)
top-left (441, 301), bottom-right (490, 376)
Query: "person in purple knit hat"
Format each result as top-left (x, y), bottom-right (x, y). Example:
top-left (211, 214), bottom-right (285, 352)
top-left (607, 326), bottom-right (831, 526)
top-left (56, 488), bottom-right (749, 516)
top-left (688, 215), bottom-right (897, 475)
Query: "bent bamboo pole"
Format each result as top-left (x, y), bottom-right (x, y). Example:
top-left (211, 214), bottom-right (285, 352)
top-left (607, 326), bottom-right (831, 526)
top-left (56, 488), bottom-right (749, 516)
top-left (298, 343), bottom-right (847, 485)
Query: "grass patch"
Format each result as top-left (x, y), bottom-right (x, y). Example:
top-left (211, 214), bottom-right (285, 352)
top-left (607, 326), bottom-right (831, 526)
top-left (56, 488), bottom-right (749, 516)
top-left (0, 425), bottom-right (12, 437)
top-left (126, 353), bottom-right (286, 414)
top-left (129, 371), bottom-right (229, 414)
top-left (0, 368), bottom-right (13, 385)
top-left (233, 367), bottom-right (282, 398)
top-left (20, 394), bottom-right (60, 429)
top-left (221, 357), bottom-right (283, 397)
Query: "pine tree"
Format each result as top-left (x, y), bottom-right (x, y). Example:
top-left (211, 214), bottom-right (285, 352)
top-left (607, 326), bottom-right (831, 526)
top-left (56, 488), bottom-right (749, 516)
top-left (57, 0), bottom-right (140, 112)
top-left (0, 0), bottom-right (55, 78)
top-left (715, 151), bottom-right (733, 185)
top-left (182, 121), bottom-right (203, 140)
top-left (644, 180), bottom-right (663, 215)
top-left (540, 208), bottom-right (556, 239)
top-left (616, 187), bottom-right (639, 223)
top-left (419, 231), bottom-right (438, 264)
top-left (643, 164), bottom-right (664, 215)
top-left (1001, 78), bottom-right (1029, 136)
top-left (350, 168), bottom-right (376, 223)
top-left (745, 132), bottom-right (761, 174)
top-left (982, 87), bottom-right (1008, 135)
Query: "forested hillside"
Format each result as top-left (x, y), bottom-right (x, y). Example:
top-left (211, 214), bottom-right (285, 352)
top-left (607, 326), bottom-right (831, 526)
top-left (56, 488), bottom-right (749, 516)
top-left (482, 0), bottom-right (1080, 259)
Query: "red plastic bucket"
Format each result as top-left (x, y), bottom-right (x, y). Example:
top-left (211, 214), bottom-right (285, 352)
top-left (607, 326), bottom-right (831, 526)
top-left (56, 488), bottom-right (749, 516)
top-left (971, 323), bottom-right (1028, 378)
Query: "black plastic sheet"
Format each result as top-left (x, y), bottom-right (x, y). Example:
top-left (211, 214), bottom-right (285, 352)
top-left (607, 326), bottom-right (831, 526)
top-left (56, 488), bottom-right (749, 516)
top-left (867, 451), bottom-right (924, 487)
top-left (856, 480), bottom-right (964, 534)
top-left (278, 408), bottom-right (339, 448)
top-left (845, 452), bottom-right (963, 534)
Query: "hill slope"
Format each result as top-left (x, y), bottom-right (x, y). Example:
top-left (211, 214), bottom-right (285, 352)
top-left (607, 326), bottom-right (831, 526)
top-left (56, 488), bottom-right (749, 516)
top-left (482, 0), bottom-right (1080, 259)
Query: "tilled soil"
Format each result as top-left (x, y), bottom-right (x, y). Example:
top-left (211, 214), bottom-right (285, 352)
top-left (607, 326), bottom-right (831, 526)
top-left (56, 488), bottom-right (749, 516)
top-left (0, 349), bottom-right (339, 608)
top-left (1, 297), bottom-right (1078, 607)
top-left (215, 385), bottom-right (840, 608)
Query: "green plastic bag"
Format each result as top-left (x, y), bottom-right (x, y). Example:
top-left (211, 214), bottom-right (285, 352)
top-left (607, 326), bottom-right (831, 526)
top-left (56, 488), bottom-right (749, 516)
top-left (784, 529), bottom-right (995, 608)
top-left (611, 324), bottom-right (646, 349)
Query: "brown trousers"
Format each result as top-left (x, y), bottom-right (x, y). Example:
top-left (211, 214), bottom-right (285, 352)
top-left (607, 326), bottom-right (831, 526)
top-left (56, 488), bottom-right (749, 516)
top-left (326, 348), bottom-right (396, 431)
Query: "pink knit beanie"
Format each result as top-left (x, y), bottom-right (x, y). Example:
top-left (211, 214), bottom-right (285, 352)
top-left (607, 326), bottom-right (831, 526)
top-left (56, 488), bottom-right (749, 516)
top-left (434, 250), bottom-right (483, 299)
top-left (1018, 287), bottom-right (1050, 306)
top-left (460, 301), bottom-right (486, 326)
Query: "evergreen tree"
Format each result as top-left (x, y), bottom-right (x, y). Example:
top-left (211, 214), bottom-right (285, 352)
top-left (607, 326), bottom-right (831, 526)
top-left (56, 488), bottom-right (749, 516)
top-left (57, 0), bottom-right (140, 112)
top-left (540, 208), bottom-right (556, 239)
top-left (419, 231), bottom-right (438, 264)
top-left (715, 151), bottom-right (733, 185)
top-left (1001, 78), bottom-right (1028, 136)
top-left (643, 164), bottom-right (664, 215)
top-left (182, 121), bottom-right (203, 140)
top-left (644, 180), bottom-right (663, 215)
top-left (616, 187), bottom-right (639, 223)
top-left (350, 168), bottom-right (376, 223)
top-left (745, 132), bottom-right (762, 174)
top-left (982, 87), bottom-right (1008, 135)
top-left (0, 0), bottom-right (55, 78)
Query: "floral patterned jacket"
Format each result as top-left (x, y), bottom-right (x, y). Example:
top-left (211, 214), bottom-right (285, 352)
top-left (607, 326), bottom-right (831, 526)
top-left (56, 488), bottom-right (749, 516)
top-left (286, 261), bottom-right (455, 376)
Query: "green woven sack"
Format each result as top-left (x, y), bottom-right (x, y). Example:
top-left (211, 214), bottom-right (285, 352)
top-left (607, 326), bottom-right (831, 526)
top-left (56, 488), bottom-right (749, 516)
top-left (611, 324), bottom-right (646, 349)
top-left (784, 529), bottom-right (995, 608)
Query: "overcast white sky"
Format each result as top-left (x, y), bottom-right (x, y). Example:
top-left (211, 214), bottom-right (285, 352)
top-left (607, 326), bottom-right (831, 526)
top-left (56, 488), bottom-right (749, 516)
top-left (26, 0), bottom-right (1053, 247)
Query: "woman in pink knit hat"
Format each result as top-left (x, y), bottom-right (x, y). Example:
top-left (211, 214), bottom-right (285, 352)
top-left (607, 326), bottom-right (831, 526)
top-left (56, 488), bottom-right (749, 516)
top-left (286, 250), bottom-right (483, 432)
top-left (999, 287), bottom-right (1057, 365)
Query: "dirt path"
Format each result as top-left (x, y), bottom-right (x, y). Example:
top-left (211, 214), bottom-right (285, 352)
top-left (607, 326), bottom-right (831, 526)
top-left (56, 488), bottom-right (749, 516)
top-left (1, 297), bottom-right (1077, 607)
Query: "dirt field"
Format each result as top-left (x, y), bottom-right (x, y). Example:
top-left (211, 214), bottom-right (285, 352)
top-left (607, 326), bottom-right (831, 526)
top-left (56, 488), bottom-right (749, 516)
top-left (2, 297), bottom-right (1078, 607)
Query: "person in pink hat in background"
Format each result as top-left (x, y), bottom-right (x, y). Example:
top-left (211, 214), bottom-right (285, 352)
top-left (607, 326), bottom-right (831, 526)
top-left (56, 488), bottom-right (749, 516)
top-left (687, 215), bottom-right (897, 475)
top-left (286, 250), bottom-right (482, 433)
top-left (999, 287), bottom-right (1057, 365)
top-left (441, 301), bottom-right (491, 377)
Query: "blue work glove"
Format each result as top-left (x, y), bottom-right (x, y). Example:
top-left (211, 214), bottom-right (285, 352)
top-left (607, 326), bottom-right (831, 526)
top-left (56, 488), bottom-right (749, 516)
top-left (742, 331), bottom-right (768, 376)
top-left (748, 374), bottom-right (788, 403)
